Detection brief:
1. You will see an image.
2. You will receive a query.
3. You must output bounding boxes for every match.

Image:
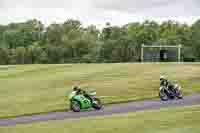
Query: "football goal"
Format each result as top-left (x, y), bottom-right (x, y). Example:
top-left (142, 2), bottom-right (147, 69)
top-left (141, 44), bottom-right (182, 62)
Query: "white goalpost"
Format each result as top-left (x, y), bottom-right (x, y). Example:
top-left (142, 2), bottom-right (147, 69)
top-left (141, 44), bottom-right (182, 62)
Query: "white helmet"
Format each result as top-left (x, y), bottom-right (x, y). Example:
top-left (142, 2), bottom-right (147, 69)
top-left (160, 75), bottom-right (166, 80)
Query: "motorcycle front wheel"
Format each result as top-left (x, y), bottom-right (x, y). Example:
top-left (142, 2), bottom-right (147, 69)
top-left (159, 90), bottom-right (168, 101)
top-left (175, 89), bottom-right (183, 99)
top-left (92, 98), bottom-right (103, 110)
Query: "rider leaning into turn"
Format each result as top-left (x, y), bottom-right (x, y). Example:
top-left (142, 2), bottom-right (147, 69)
top-left (160, 75), bottom-right (168, 86)
top-left (160, 75), bottom-right (174, 91)
top-left (73, 86), bottom-right (82, 95)
top-left (72, 85), bottom-right (92, 101)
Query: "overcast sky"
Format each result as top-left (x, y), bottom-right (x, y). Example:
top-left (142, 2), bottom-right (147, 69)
top-left (0, 0), bottom-right (199, 26)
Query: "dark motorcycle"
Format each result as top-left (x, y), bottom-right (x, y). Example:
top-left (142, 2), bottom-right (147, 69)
top-left (159, 82), bottom-right (183, 101)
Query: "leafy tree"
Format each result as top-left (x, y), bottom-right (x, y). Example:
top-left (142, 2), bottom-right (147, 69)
top-left (0, 18), bottom-right (200, 64)
top-left (191, 20), bottom-right (200, 58)
top-left (158, 20), bottom-right (181, 45)
top-left (0, 47), bottom-right (9, 65)
top-left (15, 47), bottom-right (26, 64)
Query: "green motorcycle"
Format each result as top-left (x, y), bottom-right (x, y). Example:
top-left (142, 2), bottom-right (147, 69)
top-left (68, 90), bottom-right (103, 112)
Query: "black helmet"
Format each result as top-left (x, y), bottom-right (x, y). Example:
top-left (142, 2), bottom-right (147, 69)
top-left (73, 86), bottom-right (80, 91)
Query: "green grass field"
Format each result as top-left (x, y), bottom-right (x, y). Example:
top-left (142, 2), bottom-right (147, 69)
top-left (1, 105), bottom-right (200, 133)
top-left (0, 63), bottom-right (200, 118)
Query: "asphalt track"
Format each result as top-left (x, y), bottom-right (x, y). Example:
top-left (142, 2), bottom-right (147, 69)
top-left (1, 94), bottom-right (200, 127)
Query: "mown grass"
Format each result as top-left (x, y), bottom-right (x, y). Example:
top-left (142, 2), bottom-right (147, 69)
top-left (1, 105), bottom-right (200, 133)
top-left (0, 63), bottom-right (200, 118)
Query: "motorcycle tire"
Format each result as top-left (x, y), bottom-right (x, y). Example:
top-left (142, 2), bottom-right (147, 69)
top-left (159, 90), bottom-right (168, 101)
top-left (92, 98), bottom-right (103, 110)
top-left (71, 100), bottom-right (81, 112)
top-left (175, 89), bottom-right (183, 99)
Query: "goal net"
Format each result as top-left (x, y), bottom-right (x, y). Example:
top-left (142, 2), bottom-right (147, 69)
top-left (141, 45), bottom-right (182, 62)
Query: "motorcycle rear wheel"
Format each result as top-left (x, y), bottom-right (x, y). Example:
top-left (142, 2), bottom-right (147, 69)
top-left (71, 100), bottom-right (81, 112)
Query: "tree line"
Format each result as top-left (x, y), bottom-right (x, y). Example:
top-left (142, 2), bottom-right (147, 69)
top-left (0, 19), bottom-right (200, 64)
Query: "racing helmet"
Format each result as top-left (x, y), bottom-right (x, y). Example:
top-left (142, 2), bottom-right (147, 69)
top-left (160, 75), bottom-right (166, 80)
top-left (73, 85), bottom-right (80, 91)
